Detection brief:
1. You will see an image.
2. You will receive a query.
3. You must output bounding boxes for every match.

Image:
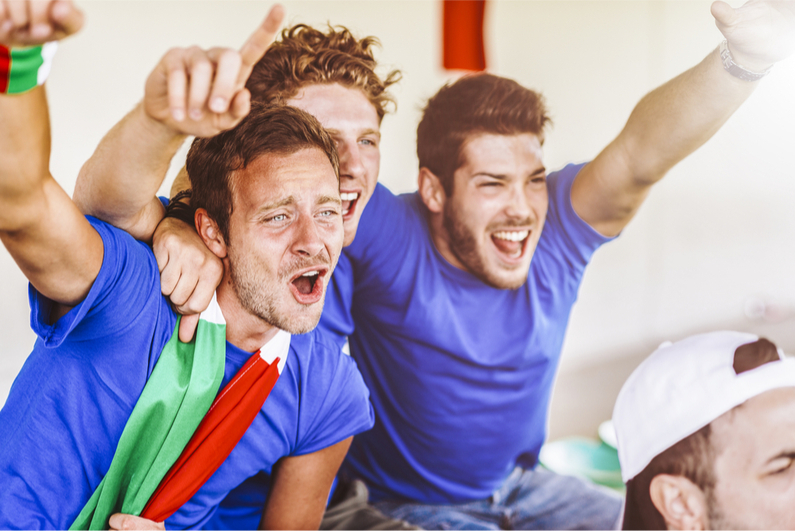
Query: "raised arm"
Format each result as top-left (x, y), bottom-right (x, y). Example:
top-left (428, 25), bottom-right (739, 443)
top-left (73, 5), bottom-right (285, 243)
top-left (572, 0), bottom-right (795, 237)
top-left (0, 0), bottom-right (102, 311)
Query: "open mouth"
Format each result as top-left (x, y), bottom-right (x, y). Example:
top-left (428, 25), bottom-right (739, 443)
top-left (340, 192), bottom-right (359, 221)
top-left (289, 268), bottom-right (328, 304)
top-left (490, 230), bottom-right (530, 261)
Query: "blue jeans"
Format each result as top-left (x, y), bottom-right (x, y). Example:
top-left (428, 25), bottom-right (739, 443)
top-left (374, 468), bottom-right (623, 530)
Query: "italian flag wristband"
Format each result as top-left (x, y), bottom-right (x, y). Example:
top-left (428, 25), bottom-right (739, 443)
top-left (0, 42), bottom-right (57, 94)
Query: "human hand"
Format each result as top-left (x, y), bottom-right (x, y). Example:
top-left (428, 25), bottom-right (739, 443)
top-left (143, 4), bottom-right (284, 138)
top-left (0, 0), bottom-right (83, 45)
top-left (712, 0), bottom-right (795, 71)
top-left (153, 216), bottom-right (224, 342)
top-left (108, 513), bottom-right (165, 530)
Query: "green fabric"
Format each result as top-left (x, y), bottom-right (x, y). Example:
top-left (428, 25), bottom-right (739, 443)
top-left (8, 45), bottom-right (43, 94)
top-left (70, 316), bottom-right (226, 530)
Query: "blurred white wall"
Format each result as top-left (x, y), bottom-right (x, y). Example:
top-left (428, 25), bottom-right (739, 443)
top-left (1, 0), bottom-right (794, 405)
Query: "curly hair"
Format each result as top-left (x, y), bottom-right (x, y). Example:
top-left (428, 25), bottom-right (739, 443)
top-left (246, 24), bottom-right (401, 122)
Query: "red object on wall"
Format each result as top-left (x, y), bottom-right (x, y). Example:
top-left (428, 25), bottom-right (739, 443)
top-left (443, 0), bottom-right (487, 71)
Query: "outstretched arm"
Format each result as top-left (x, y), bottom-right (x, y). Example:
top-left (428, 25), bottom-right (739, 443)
top-left (0, 0), bottom-right (100, 309)
top-left (572, 0), bottom-right (795, 237)
top-left (73, 5), bottom-right (285, 243)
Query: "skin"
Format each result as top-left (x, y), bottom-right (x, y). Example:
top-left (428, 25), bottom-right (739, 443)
top-left (707, 387), bottom-right (795, 529)
top-left (419, 133), bottom-right (547, 290)
top-left (286, 83), bottom-right (382, 247)
top-left (650, 387), bottom-right (795, 530)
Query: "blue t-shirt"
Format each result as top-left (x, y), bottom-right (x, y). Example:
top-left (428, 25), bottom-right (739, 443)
top-left (317, 253), bottom-right (355, 346)
top-left (0, 217), bottom-right (374, 530)
top-left (340, 163), bottom-right (612, 504)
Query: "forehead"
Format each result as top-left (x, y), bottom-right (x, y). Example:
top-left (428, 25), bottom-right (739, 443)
top-left (231, 148), bottom-right (338, 210)
top-left (458, 133), bottom-right (544, 174)
top-left (286, 83), bottom-right (380, 131)
top-left (711, 387), bottom-right (795, 464)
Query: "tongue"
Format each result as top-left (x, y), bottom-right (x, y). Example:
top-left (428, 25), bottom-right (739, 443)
top-left (293, 277), bottom-right (313, 295)
top-left (491, 236), bottom-right (521, 256)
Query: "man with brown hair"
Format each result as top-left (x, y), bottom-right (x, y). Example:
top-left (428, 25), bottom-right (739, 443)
top-left (614, 332), bottom-right (795, 530)
top-left (0, 5), bottom-right (374, 529)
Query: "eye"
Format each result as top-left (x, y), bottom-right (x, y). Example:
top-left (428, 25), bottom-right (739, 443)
top-left (317, 209), bottom-right (338, 218)
top-left (771, 457), bottom-right (794, 475)
top-left (530, 175), bottom-right (547, 184)
top-left (266, 213), bottom-right (287, 223)
top-left (360, 138), bottom-right (377, 147)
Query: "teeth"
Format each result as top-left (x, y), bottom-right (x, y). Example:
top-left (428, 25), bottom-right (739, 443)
top-left (340, 192), bottom-right (359, 201)
top-left (301, 271), bottom-right (319, 277)
top-left (342, 209), bottom-right (349, 216)
top-left (493, 230), bottom-right (529, 242)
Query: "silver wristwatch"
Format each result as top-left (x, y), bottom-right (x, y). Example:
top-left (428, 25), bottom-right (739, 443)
top-left (719, 40), bottom-right (772, 82)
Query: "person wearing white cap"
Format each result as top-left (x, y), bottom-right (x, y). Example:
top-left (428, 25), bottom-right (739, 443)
top-left (613, 331), bottom-right (795, 530)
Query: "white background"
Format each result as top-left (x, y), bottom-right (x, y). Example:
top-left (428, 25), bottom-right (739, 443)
top-left (2, 0), bottom-right (794, 408)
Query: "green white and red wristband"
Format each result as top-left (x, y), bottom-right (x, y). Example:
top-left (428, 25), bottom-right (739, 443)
top-left (0, 41), bottom-right (57, 94)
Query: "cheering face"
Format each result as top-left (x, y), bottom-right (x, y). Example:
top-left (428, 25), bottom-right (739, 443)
top-left (225, 148), bottom-right (343, 334)
top-left (705, 387), bottom-right (795, 530)
top-left (439, 133), bottom-right (548, 290)
top-left (287, 84), bottom-right (381, 247)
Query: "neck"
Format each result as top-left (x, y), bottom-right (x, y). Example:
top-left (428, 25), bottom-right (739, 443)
top-left (216, 273), bottom-right (280, 353)
top-left (426, 208), bottom-right (468, 272)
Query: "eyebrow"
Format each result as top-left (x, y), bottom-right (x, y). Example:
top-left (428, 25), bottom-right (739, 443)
top-left (326, 128), bottom-right (382, 140)
top-left (317, 195), bottom-right (341, 206)
top-left (472, 167), bottom-right (547, 180)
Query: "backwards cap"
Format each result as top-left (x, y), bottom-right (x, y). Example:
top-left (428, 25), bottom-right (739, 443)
top-left (613, 330), bottom-right (795, 482)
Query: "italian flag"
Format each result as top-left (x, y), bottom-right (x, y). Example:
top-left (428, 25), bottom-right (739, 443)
top-left (71, 293), bottom-right (289, 529)
top-left (0, 42), bottom-right (57, 94)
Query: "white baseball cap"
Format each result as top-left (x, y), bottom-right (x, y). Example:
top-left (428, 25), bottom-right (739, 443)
top-left (613, 330), bottom-right (795, 483)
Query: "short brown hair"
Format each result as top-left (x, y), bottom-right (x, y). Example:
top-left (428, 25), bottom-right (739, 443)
top-left (417, 73), bottom-right (551, 196)
top-left (622, 425), bottom-right (715, 530)
top-left (246, 24), bottom-right (401, 122)
top-left (187, 103), bottom-right (339, 242)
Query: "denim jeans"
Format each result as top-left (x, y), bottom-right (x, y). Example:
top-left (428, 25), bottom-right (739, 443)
top-left (374, 467), bottom-right (623, 530)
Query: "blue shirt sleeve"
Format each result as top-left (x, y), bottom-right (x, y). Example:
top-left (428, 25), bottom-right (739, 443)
top-left (539, 163), bottom-right (615, 274)
top-left (293, 333), bottom-right (374, 456)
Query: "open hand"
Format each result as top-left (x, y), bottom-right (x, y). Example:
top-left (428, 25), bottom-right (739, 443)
top-left (712, 0), bottom-right (795, 71)
top-left (143, 4), bottom-right (284, 138)
top-left (0, 0), bottom-right (83, 45)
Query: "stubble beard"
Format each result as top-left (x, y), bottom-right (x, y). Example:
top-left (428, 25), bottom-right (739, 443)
top-left (442, 203), bottom-right (530, 290)
top-left (228, 247), bottom-right (326, 335)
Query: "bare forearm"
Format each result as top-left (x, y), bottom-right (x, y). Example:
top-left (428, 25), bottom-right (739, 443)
top-left (74, 103), bottom-right (187, 241)
top-left (0, 87), bottom-right (52, 231)
top-left (614, 47), bottom-right (757, 186)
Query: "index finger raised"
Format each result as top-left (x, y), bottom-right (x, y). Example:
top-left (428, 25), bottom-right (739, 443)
top-left (238, 4), bottom-right (285, 71)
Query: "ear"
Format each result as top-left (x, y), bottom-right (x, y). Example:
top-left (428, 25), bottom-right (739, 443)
top-left (195, 208), bottom-right (228, 259)
top-left (418, 167), bottom-right (447, 214)
top-left (649, 474), bottom-right (709, 530)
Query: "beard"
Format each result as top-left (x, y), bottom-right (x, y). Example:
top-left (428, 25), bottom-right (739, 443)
top-left (442, 202), bottom-right (532, 290)
top-left (228, 244), bottom-right (330, 335)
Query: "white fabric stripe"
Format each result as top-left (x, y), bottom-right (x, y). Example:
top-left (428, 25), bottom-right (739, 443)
top-left (37, 42), bottom-right (58, 86)
top-left (200, 292), bottom-right (291, 373)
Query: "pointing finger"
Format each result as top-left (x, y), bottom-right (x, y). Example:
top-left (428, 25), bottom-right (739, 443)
top-left (238, 4), bottom-right (285, 73)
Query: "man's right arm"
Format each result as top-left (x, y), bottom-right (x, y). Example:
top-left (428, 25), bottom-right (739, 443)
top-left (0, 1), bottom-right (101, 310)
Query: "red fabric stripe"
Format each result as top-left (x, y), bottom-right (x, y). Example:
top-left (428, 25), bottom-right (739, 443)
top-left (0, 45), bottom-right (10, 94)
top-left (443, 0), bottom-right (487, 72)
top-left (141, 352), bottom-right (281, 522)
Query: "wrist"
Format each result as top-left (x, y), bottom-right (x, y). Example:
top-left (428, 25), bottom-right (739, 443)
top-left (1, 42), bottom-right (58, 94)
top-left (136, 103), bottom-right (187, 146)
top-left (720, 40), bottom-right (774, 81)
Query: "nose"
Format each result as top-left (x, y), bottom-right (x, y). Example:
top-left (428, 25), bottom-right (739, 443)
top-left (338, 138), bottom-right (365, 183)
top-left (290, 213), bottom-right (324, 258)
top-left (504, 181), bottom-right (532, 220)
